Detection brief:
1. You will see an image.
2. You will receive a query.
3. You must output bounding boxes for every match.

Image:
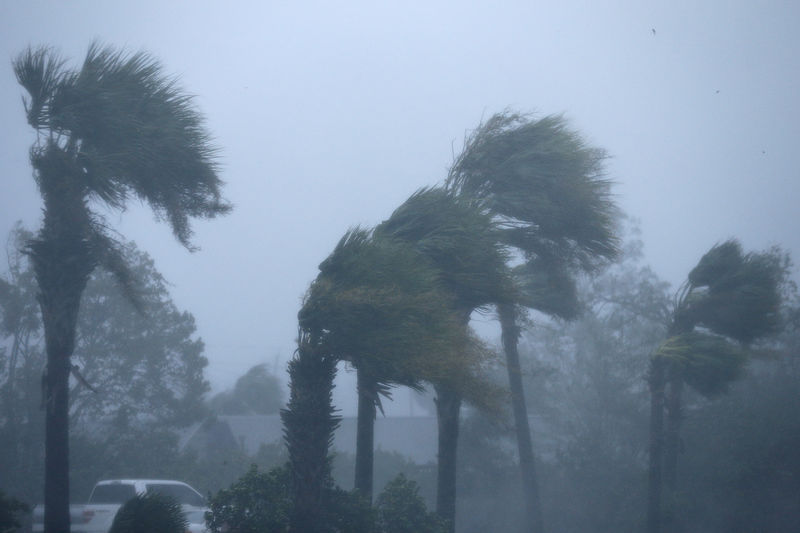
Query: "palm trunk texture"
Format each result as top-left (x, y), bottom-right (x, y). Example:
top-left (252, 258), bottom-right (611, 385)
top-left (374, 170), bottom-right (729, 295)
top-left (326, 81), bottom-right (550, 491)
top-left (662, 372), bottom-right (684, 533)
top-left (38, 265), bottom-right (88, 533)
top-left (282, 341), bottom-right (340, 533)
top-left (647, 358), bottom-right (666, 533)
top-left (354, 370), bottom-right (376, 501)
top-left (33, 157), bottom-right (94, 533)
top-left (499, 304), bottom-right (544, 533)
top-left (435, 383), bottom-right (462, 533)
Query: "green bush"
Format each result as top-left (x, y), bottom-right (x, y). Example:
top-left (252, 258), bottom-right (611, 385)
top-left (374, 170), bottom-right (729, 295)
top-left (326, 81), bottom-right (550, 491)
top-left (375, 474), bottom-right (446, 533)
top-left (207, 466), bottom-right (447, 533)
top-left (206, 464), bottom-right (291, 533)
top-left (108, 493), bottom-right (187, 533)
top-left (0, 490), bottom-right (29, 533)
top-left (326, 487), bottom-right (375, 533)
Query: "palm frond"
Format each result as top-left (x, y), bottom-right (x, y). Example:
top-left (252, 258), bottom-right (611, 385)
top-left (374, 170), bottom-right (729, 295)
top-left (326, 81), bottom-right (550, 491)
top-left (654, 332), bottom-right (746, 397)
top-left (17, 42), bottom-right (231, 249)
top-left (513, 256), bottom-right (580, 320)
top-left (682, 240), bottom-right (785, 344)
top-left (687, 240), bottom-right (743, 287)
top-left (86, 222), bottom-right (143, 313)
top-left (12, 46), bottom-right (67, 129)
top-left (299, 227), bottom-right (468, 391)
top-left (376, 187), bottom-right (516, 313)
top-left (446, 111), bottom-right (620, 271)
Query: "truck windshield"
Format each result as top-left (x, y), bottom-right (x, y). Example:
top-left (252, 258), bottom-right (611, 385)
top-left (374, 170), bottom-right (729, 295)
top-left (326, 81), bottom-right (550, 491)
top-left (89, 484), bottom-right (136, 504)
top-left (145, 484), bottom-right (205, 507)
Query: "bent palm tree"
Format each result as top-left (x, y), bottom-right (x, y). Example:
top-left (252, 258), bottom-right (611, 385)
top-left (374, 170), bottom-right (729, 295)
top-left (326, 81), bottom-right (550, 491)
top-left (646, 240), bottom-right (785, 533)
top-left (377, 187), bottom-right (513, 531)
top-left (298, 228), bottom-right (468, 502)
top-left (446, 112), bottom-right (619, 533)
top-left (13, 44), bottom-right (230, 533)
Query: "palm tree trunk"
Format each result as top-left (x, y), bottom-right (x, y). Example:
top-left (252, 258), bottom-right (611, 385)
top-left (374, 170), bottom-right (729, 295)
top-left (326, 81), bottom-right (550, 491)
top-left (31, 162), bottom-right (94, 533)
top-left (354, 370), bottom-right (376, 500)
top-left (43, 349), bottom-right (71, 533)
top-left (282, 337), bottom-right (340, 533)
top-left (647, 357), bottom-right (666, 533)
top-left (37, 265), bottom-right (87, 533)
top-left (434, 383), bottom-right (461, 533)
top-left (499, 304), bottom-right (544, 533)
top-left (38, 275), bottom-right (87, 533)
top-left (662, 371), bottom-right (683, 532)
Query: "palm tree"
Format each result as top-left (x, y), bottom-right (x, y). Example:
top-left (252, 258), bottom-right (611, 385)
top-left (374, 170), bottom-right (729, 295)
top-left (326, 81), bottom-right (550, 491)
top-left (445, 112), bottom-right (619, 533)
top-left (298, 228), bottom-right (468, 502)
top-left (376, 187), bottom-right (513, 531)
top-left (281, 330), bottom-right (340, 533)
top-left (13, 44), bottom-right (230, 533)
top-left (646, 240), bottom-right (785, 533)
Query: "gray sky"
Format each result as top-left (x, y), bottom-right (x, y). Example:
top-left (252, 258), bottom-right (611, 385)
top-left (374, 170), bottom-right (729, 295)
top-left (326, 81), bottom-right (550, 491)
top-left (1, 1), bottom-right (798, 414)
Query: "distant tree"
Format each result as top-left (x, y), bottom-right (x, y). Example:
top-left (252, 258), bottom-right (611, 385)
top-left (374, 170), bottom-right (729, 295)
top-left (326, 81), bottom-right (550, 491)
top-left (13, 43), bottom-right (229, 532)
top-left (446, 111), bottom-right (619, 533)
top-left (0, 229), bottom-right (209, 503)
top-left (0, 225), bottom-right (44, 504)
top-left (210, 364), bottom-right (284, 415)
top-left (375, 474), bottom-right (446, 533)
top-left (520, 234), bottom-right (670, 533)
top-left (646, 241), bottom-right (786, 533)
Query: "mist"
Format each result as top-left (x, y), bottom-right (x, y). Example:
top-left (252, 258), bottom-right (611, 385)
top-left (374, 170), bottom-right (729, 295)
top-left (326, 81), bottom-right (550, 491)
top-left (1, 2), bottom-right (799, 532)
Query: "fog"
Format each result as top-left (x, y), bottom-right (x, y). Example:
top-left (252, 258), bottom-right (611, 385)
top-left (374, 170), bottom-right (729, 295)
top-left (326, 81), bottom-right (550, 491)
top-left (1, 0), bottom-right (798, 417)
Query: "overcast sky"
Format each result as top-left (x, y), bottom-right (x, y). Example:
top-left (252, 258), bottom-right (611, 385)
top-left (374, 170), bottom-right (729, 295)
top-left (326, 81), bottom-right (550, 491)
top-left (1, 1), bottom-right (798, 414)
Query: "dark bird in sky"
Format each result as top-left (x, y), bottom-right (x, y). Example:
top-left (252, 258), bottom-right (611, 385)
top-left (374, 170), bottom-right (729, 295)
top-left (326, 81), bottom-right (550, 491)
top-left (716, 90), bottom-right (720, 94)
top-left (652, 28), bottom-right (656, 36)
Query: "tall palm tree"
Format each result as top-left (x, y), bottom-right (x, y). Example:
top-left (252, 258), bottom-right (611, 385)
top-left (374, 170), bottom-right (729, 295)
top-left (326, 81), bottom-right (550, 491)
top-left (376, 187), bottom-right (513, 531)
top-left (445, 112), bottom-right (619, 533)
top-left (281, 330), bottom-right (340, 533)
top-left (298, 228), bottom-right (468, 502)
top-left (646, 240), bottom-right (785, 533)
top-left (13, 44), bottom-right (230, 533)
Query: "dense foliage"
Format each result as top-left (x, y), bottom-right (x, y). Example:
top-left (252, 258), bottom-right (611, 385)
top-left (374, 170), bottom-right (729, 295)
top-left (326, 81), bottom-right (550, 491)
top-left (0, 490), bottom-right (29, 533)
top-left (108, 493), bottom-right (188, 533)
top-left (206, 466), bottom-right (444, 533)
top-left (206, 465), bottom-right (292, 533)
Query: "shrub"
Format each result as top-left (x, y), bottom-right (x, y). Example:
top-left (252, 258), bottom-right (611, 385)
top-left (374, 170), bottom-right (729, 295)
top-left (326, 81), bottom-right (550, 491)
top-left (108, 493), bottom-right (187, 533)
top-left (375, 474), bottom-right (446, 533)
top-left (0, 490), bottom-right (29, 533)
top-left (326, 487), bottom-right (375, 533)
top-left (206, 464), bottom-right (291, 533)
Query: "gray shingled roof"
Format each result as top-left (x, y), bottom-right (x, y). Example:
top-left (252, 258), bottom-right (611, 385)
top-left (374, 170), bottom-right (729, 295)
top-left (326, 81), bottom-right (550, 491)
top-left (181, 415), bottom-right (439, 463)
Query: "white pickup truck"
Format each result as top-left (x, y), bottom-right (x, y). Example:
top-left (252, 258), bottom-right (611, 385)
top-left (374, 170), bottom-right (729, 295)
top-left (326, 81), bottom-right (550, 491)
top-left (31, 479), bottom-right (209, 533)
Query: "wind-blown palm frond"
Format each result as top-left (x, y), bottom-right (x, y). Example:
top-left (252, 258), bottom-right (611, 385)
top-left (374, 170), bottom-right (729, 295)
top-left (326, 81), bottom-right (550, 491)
top-left (376, 187), bottom-right (515, 314)
top-left (681, 240), bottom-right (785, 344)
top-left (86, 224), bottom-right (142, 312)
top-left (299, 227), bottom-right (466, 392)
top-left (513, 256), bottom-right (580, 320)
top-left (13, 46), bottom-right (67, 130)
top-left (655, 332), bottom-right (746, 397)
top-left (446, 112), bottom-right (619, 270)
top-left (14, 42), bottom-right (231, 249)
